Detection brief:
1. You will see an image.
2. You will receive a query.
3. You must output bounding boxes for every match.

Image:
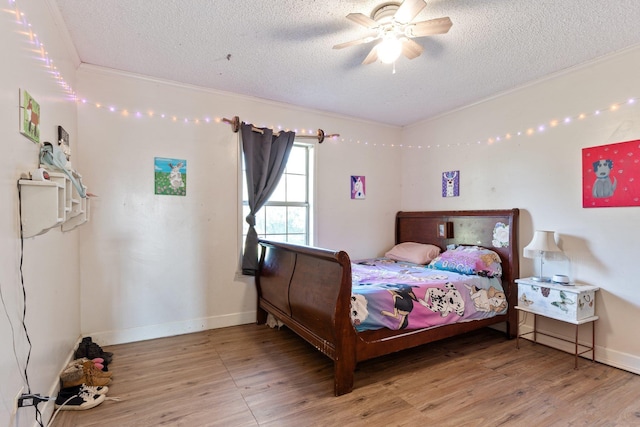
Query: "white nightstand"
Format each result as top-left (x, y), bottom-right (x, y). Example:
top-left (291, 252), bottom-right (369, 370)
top-left (515, 277), bottom-right (599, 368)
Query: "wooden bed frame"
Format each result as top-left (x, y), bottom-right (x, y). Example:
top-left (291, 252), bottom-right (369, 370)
top-left (255, 209), bottom-right (519, 395)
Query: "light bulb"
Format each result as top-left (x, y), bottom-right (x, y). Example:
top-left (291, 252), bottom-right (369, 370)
top-left (377, 36), bottom-right (402, 64)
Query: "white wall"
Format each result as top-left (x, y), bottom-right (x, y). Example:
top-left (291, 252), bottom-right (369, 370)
top-left (401, 46), bottom-right (640, 373)
top-left (4, 3), bottom-right (640, 426)
top-left (0, 1), bottom-right (81, 426)
top-left (75, 66), bottom-right (403, 345)
top-left (1, 2), bottom-right (403, 424)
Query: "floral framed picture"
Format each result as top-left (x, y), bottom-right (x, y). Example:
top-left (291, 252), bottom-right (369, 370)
top-left (582, 140), bottom-right (640, 208)
top-left (19, 89), bottom-right (40, 143)
top-left (155, 157), bottom-right (187, 196)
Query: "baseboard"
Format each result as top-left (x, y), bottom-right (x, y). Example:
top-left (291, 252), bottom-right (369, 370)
top-left (32, 339), bottom-right (81, 427)
top-left (86, 311), bottom-right (257, 346)
top-left (518, 324), bottom-right (640, 375)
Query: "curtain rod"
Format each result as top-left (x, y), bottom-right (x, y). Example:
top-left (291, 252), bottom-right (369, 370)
top-left (222, 116), bottom-right (339, 144)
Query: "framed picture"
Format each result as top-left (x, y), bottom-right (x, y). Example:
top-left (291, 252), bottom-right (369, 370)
top-left (442, 170), bottom-right (459, 197)
top-left (582, 139), bottom-right (640, 208)
top-left (351, 175), bottom-right (365, 199)
top-left (437, 221), bottom-right (453, 238)
top-left (19, 89), bottom-right (40, 143)
top-left (58, 126), bottom-right (71, 160)
top-left (155, 157), bottom-right (187, 196)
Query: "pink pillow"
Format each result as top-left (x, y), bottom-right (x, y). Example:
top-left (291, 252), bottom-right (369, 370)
top-left (385, 242), bottom-right (441, 265)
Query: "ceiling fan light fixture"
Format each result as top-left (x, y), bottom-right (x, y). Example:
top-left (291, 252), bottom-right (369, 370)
top-left (336, 0), bottom-right (451, 66)
top-left (377, 36), bottom-right (402, 64)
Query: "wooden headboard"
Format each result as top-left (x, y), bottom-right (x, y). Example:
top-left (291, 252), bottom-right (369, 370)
top-left (395, 209), bottom-right (520, 313)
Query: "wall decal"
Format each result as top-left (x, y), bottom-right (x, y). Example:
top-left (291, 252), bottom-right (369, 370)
top-left (582, 139), bottom-right (640, 208)
top-left (492, 222), bottom-right (510, 247)
top-left (19, 89), bottom-right (40, 143)
top-left (155, 157), bottom-right (187, 196)
top-left (442, 170), bottom-right (459, 197)
top-left (351, 176), bottom-right (365, 199)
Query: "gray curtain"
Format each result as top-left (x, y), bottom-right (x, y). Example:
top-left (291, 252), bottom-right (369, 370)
top-left (241, 123), bottom-right (295, 275)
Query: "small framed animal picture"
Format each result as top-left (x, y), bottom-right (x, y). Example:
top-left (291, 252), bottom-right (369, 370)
top-left (582, 140), bottom-right (640, 208)
top-left (154, 157), bottom-right (187, 196)
top-left (58, 126), bottom-right (71, 160)
top-left (351, 175), bottom-right (365, 199)
top-left (437, 221), bottom-right (453, 238)
top-left (442, 170), bottom-right (459, 197)
top-left (19, 89), bottom-right (40, 143)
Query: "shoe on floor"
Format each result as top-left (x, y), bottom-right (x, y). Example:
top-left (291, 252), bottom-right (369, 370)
top-left (55, 390), bottom-right (105, 411)
top-left (75, 337), bottom-right (114, 364)
top-left (60, 362), bottom-right (111, 388)
top-left (64, 359), bottom-right (112, 378)
top-left (59, 383), bottom-right (109, 397)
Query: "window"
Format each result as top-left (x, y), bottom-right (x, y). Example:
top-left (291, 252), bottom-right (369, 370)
top-left (242, 142), bottom-right (314, 246)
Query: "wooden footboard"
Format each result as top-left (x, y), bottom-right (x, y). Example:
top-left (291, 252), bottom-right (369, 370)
top-left (255, 241), bottom-right (357, 395)
top-left (256, 209), bottom-right (519, 396)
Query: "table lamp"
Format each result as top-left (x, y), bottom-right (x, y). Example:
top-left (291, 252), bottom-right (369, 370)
top-left (523, 230), bottom-right (562, 282)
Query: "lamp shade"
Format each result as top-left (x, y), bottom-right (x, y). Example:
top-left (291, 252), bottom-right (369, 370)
top-left (377, 36), bottom-right (402, 64)
top-left (523, 230), bottom-right (561, 258)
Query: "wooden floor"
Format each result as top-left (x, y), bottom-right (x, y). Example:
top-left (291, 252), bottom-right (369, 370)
top-left (52, 324), bottom-right (640, 427)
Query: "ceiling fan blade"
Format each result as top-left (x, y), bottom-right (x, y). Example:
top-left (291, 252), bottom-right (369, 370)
top-left (362, 46), bottom-right (379, 65)
top-left (400, 38), bottom-right (424, 60)
top-left (333, 35), bottom-right (378, 50)
top-left (346, 12), bottom-right (379, 29)
top-left (394, 0), bottom-right (427, 24)
top-left (406, 17), bottom-right (453, 37)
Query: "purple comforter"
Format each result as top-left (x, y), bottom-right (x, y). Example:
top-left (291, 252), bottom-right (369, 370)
top-left (350, 258), bottom-right (507, 331)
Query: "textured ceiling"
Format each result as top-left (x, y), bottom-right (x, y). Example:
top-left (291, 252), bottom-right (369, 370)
top-left (51, 0), bottom-right (640, 127)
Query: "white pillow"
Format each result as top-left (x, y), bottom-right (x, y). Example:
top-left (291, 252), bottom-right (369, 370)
top-left (384, 242), bottom-right (441, 265)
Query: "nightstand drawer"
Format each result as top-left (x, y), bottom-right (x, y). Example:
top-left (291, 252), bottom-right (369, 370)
top-left (516, 278), bottom-right (598, 322)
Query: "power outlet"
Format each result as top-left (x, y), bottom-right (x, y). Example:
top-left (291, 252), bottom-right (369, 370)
top-left (12, 386), bottom-right (24, 415)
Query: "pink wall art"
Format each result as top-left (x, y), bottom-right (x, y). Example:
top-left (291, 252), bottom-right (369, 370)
top-left (582, 139), bottom-right (640, 208)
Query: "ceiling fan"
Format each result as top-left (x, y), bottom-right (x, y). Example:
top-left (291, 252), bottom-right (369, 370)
top-left (333, 0), bottom-right (452, 65)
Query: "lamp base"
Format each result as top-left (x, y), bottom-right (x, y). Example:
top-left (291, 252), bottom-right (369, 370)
top-left (530, 276), bottom-right (551, 282)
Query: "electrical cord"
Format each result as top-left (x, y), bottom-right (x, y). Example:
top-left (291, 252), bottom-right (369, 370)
top-left (48, 393), bottom-right (121, 426)
top-left (0, 278), bottom-right (26, 383)
top-left (16, 180), bottom-right (44, 427)
top-left (47, 394), bottom-right (77, 426)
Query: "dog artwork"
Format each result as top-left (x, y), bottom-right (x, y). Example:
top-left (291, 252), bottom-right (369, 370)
top-left (583, 140), bottom-right (640, 208)
top-left (464, 284), bottom-right (507, 313)
top-left (418, 282), bottom-right (465, 317)
top-left (592, 159), bottom-right (617, 198)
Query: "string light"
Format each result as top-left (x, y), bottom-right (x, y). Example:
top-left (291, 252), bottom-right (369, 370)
top-left (10, 0), bottom-right (640, 151)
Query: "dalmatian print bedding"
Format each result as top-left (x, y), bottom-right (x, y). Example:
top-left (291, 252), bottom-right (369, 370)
top-left (351, 258), bottom-right (507, 332)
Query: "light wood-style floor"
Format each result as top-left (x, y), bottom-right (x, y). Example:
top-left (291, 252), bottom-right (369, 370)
top-left (52, 324), bottom-right (640, 427)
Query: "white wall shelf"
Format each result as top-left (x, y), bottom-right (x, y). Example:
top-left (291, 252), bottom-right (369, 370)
top-left (19, 179), bottom-right (64, 238)
top-left (61, 184), bottom-right (89, 232)
top-left (19, 168), bottom-right (91, 238)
